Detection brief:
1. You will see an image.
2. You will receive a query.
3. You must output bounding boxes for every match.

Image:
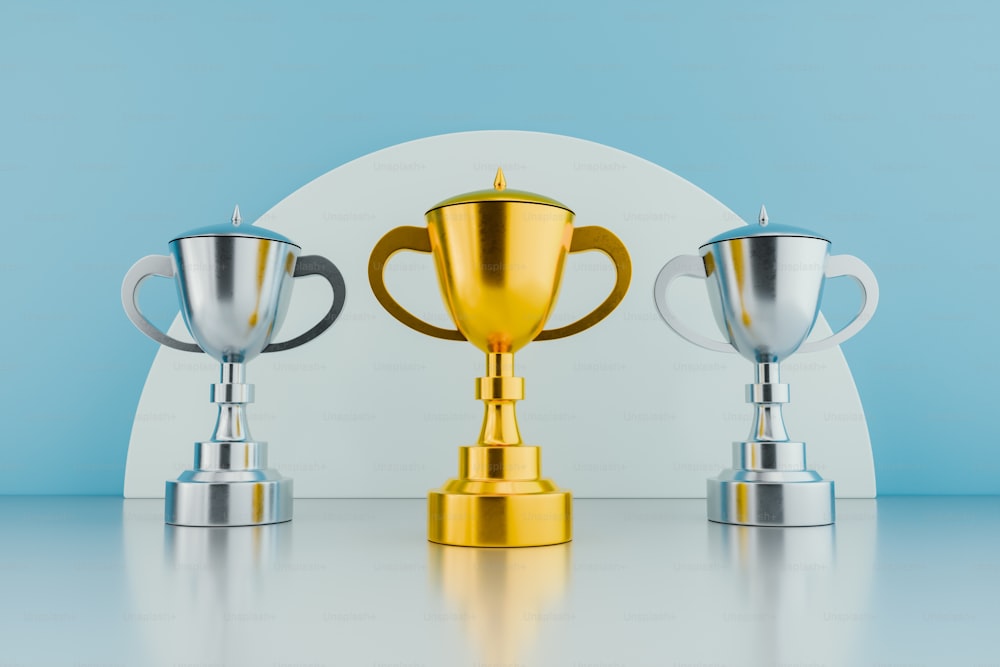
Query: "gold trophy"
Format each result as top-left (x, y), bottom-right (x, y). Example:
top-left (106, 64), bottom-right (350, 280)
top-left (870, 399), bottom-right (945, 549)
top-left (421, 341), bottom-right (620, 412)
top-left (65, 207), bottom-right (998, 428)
top-left (369, 169), bottom-right (631, 547)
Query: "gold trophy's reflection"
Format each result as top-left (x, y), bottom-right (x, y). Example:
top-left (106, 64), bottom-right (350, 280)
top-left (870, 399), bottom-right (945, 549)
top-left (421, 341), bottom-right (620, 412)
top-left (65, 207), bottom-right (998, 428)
top-left (429, 542), bottom-right (571, 665)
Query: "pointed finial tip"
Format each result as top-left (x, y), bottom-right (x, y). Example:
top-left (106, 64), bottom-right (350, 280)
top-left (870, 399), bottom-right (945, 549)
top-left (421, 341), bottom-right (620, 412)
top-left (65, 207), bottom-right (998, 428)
top-left (758, 204), bottom-right (768, 226)
top-left (231, 204), bottom-right (242, 226)
top-left (493, 167), bottom-right (506, 191)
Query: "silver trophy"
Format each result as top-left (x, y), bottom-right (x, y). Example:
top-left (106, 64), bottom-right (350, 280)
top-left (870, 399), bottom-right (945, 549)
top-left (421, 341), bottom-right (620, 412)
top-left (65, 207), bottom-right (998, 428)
top-left (122, 206), bottom-right (345, 526)
top-left (654, 207), bottom-right (878, 526)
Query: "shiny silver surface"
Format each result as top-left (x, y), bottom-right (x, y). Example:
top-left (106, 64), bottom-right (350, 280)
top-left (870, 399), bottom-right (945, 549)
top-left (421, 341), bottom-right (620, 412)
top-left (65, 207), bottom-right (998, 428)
top-left (195, 441), bottom-right (266, 470)
top-left (654, 213), bottom-right (878, 527)
top-left (211, 362), bottom-right (253, 443)
top-left (707, 362), bottom-right (836, 526)
top-left (166, 473), bottom-right (292, 526)
top-left (705, 235), bottom-right (831, 363)
top-left (165, 359), bottom-right (293, 527)
top-left (171, 235), bottom-right (298, 363)
top-left (735, 440), bottom-right (805, 472)
top-left (707, 476), bottom-right (835, 526)
top-left (747, 362), bottom-right (789, 443)
top-left (120, 254), bottom-right (201, 353)
top-left (122, 217), bottom-right (346, 527)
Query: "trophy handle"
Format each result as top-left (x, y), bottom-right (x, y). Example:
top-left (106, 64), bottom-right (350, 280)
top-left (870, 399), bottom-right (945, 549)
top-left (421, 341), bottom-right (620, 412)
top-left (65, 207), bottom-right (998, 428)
top-left (652, 255), bottom-right (734, 353)
top-left (367, 226), bottom-right (465, 341)
top-left (535, 226), bottom-right (632, 341)
top-left (263, 255), bottom-right (347, 353)
top-left (799, 254), bottom-right (879, 353)
top-left (121, 254), bottom-right (202, 353)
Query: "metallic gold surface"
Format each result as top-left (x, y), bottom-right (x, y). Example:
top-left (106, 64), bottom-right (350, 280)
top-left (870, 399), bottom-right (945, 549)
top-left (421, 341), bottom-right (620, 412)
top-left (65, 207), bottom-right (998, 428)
top-left (426, 166), bottom-right (573, 212)
top-left (369, 169), bottom-right (631, 547)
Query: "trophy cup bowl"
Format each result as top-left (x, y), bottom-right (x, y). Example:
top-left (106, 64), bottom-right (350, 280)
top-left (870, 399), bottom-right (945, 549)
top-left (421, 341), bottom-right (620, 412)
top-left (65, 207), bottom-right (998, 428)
top-left (171, 234), bottom-right (297, 363)
top-left (430, 200), bottom-right (570, 353)
top-left (369, 169), bottom-right (632, 547)
top-left (655, 207), bottom-right (878, 527)
top-left (703, 235), bottom-right (831, 363)
top-left (122, 207), bottom-right (346, 526)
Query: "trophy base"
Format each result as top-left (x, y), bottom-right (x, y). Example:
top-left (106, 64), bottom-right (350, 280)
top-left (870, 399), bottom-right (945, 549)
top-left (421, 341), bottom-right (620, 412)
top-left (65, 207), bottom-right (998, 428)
top-left (428, 445), bottom-right (572, 547)
top-left (165, 470), bottom-right (293, 527)
top-left (706, 472), bottom-right (835, 527)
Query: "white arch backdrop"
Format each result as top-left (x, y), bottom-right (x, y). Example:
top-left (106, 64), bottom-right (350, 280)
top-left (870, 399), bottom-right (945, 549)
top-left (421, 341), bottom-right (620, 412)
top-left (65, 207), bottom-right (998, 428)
top-left (125, 131), bottom-right (875, 498)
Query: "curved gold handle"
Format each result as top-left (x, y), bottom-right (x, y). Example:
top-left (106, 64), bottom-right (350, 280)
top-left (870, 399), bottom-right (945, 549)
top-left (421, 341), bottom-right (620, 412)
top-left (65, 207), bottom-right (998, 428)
top-left (367, 226), bottom-right (466, 341)
top-left (535, 226), bottom-right (632, 341)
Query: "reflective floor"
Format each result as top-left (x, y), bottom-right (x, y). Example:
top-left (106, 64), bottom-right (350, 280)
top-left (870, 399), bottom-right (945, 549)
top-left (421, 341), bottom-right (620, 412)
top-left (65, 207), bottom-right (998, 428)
top-left (1, 497), bottom-right (997, 666)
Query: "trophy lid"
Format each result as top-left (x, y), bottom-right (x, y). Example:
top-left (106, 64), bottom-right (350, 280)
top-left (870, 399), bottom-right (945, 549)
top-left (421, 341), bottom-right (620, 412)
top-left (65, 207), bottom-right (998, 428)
top-left (171, 205), bottom-right (300, 247)
top-left (702, 205), bottom-right (828, 247)
top-left (426, 168), bottom-right (574, 214)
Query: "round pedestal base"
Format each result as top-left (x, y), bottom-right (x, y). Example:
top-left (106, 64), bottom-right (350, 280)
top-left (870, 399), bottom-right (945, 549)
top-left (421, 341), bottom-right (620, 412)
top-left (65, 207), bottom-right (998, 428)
top-left (707, 474), bottom-right (834, 527)
top-left (165, 473), bottom-right (293, 527)
top-left (428, 481), bottom-right (572, 547)
top-left (429, 444), bottom-right (572, 547)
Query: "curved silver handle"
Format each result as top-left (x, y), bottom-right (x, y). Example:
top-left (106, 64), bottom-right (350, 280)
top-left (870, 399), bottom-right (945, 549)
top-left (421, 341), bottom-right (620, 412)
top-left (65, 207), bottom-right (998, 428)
top-left (262, 254), bottom-right (346, 353)
top-left (121, 254), bottom-right (201, 353)
top-left (653, 255), bottom-right (733, 354)
top-left (799, 254), bottom-right (879, 354)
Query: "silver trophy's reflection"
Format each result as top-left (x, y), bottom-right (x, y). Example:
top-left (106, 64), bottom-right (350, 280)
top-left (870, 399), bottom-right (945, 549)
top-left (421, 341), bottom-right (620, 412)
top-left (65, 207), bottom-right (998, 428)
top-left (706, 509), bottom-right (876, 666)
top-left (163, 522), bottom-right (292, 664)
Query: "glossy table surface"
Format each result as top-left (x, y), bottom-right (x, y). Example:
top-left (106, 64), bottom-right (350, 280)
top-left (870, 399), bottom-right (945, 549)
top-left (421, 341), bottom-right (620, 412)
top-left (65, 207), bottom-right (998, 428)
top-left (2, 497), bottom-right (997, 667)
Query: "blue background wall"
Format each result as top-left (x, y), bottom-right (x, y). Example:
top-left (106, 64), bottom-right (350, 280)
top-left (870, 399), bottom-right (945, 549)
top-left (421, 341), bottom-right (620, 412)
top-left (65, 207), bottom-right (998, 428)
top-left (1, 0), bottom-right (996, 494)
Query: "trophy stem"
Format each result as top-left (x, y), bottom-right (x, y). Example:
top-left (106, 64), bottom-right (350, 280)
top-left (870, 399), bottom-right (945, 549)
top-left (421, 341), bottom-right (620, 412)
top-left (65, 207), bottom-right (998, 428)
top-left (429, 349), bottom-right (570, 546)
top-left (707, 359), bottom-right (834, 526)
top-left (211, 361), bottom-right (254, 443)
top-left (476, 353), bottom-right (524, 446)
top-left (755, 360), bottom-right (778, 384)
top-left (748, 362), bottom-right (789, 443)
top-left (166, 358), bottom-right (292, 526)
